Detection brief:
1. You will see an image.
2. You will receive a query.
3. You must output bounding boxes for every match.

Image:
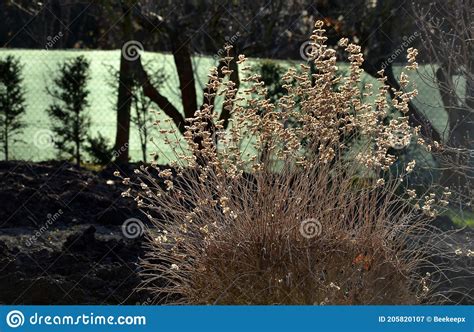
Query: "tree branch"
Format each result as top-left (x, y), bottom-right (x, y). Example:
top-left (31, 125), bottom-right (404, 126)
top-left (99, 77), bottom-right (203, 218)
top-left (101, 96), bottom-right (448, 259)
top-left (133, 58), bottom-right (186, 134)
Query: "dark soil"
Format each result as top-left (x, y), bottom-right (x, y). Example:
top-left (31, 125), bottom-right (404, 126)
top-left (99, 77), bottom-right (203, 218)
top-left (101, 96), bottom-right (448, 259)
top-left (0, 161), bottom-right (149, 304)
top-left (0, 161), bottom-right (472, 304)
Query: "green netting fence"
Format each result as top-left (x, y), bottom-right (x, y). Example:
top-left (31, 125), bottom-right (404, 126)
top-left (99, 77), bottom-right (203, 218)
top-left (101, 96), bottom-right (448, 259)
top-left (0, 49), bottom-right (456, 163)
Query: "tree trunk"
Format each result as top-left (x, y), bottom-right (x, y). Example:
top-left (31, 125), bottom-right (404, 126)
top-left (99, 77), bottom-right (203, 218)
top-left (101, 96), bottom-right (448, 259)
top-left (114, 5), bottom-right (133, 164)
top-left (76, 136), bottom-right (80, 166)
top-left (218, 53), bottom-right (240, 129)
top-left (141, 142), bottom-right (147, 163)
top-left (141, 124), bottom-right (147, 163)
top-left (4, 128), bottom-right (8, 162)
top-left (466, 60), bottom-right (474, 182)
top-left (436, 63), bottom-right (474, 191)
top-left (171, 35), bottom-right (198, 119)
top-left (75, 110), bottom-right (80, 167)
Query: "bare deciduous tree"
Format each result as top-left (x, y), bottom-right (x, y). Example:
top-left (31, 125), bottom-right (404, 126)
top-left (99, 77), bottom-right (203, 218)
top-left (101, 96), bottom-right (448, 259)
top-left (415, 0), bottom-right (473, 203)
top-left (126, 0), bottom-right (313, 142)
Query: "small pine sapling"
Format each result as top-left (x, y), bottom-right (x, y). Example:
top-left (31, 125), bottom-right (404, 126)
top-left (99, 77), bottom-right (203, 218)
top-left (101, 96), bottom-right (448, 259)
top-left (47, 55), bottom-right (91, 166)
top-left (0, 56), bottom-right (27, 161)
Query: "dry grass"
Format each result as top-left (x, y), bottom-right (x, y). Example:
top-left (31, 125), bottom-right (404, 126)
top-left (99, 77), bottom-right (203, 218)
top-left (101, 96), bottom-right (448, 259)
top-left (167, 168), bottom-right (426, 304)
top-left (116, 21), bottom-right (467, 304)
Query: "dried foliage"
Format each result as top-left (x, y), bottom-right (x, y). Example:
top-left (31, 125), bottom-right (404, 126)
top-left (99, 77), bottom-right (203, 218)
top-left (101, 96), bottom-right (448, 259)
top-left (117, 21), bottom-right (467, 304)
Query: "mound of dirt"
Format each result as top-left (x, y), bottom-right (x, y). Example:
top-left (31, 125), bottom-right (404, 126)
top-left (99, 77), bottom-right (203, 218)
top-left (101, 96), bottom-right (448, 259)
top-left (0, 161), bottom-right (149, 304)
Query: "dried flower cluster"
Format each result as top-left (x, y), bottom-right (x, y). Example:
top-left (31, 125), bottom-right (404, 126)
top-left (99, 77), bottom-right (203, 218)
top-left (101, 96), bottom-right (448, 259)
top-left (117, 21), bottom-right (458, 304)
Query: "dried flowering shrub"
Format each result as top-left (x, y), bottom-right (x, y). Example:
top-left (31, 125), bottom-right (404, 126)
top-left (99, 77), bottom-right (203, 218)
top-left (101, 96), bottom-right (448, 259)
top-left (117, 21), bottom-right (461, 304)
